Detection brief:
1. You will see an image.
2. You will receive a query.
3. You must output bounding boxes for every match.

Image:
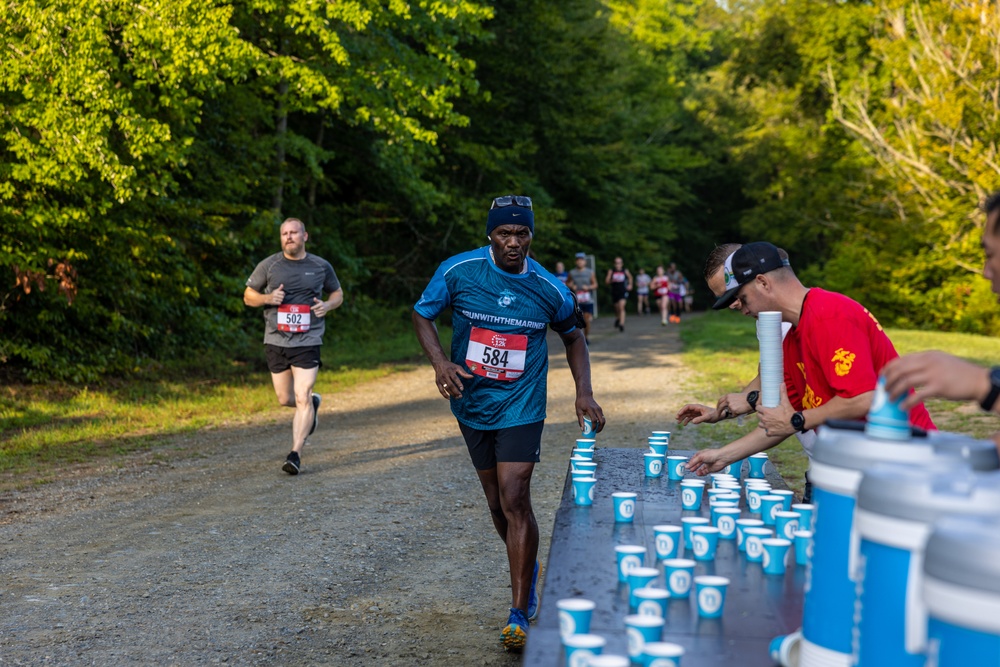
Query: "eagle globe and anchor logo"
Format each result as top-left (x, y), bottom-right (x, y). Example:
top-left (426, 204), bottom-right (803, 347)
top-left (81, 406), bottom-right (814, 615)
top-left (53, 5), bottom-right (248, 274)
top-left (497, 289), bottom-right (517, 308)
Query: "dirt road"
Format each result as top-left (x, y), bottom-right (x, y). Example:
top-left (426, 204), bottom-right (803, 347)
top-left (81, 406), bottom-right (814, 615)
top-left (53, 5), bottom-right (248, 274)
top-left (0, 312), bottom-right (705, 665)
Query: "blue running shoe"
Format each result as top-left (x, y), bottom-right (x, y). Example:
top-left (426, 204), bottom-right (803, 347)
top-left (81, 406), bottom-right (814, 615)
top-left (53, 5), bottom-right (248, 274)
top-left (527, 560), bottom-right (541, 621)
top-left (500, 607), bottom-right (529, 652)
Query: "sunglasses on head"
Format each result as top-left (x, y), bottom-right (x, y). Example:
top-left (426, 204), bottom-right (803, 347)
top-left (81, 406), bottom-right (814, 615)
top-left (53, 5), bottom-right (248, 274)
top-left (491, 195), bottom-right (533, 210)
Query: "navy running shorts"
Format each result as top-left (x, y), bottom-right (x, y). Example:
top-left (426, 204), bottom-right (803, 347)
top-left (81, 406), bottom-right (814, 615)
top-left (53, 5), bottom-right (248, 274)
top-left (458, 420), bottom-right (544, 470)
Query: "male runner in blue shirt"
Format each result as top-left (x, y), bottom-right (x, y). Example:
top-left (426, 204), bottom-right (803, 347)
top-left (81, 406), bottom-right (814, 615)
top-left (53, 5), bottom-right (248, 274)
top-left (413, 195), bottom-right (606, 652)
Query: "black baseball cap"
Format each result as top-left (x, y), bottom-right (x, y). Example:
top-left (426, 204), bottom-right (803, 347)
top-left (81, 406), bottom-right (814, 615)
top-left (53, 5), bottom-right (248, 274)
top-left (712, 242), bottom-right (787, 310)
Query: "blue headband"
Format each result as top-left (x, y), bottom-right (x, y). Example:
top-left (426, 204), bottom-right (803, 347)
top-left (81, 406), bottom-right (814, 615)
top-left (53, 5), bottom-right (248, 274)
top-left (487, 207), bottom-right (534, 236)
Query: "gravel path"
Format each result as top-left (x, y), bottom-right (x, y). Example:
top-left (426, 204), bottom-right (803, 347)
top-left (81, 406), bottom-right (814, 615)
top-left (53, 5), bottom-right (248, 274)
top-left (0, 312), bottom-right (706, 665)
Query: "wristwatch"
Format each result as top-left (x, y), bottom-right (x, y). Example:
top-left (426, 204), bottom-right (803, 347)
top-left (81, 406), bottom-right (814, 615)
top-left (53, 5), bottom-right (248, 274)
top-left (747, 390), bottom-right (759, 412)
top-left (790, 411), bottom-right (807, 433)
top-left (980, 366), bottom-right (1000, 411)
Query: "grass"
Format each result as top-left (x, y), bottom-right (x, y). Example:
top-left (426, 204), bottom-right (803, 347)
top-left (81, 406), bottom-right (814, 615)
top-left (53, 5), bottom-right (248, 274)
top-left (676, 311), bottom-right (1000, 497)
top-left (0, 306), bottom-right (446, 490)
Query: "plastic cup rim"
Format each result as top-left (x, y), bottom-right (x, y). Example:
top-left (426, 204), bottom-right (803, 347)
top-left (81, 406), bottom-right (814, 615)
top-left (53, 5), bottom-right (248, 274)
top-left (557, 598), bottom-right (596, 611)
top-left (563, 633), bottom-right (607, 649)
top-left (691, 525), bottom-right (720, 534)
top-left (642, 642), bottom-right (685, 657)
top-left (681, 517), bottom-right (710, 525)
top-left (624, 614), bottom-right (666, 627)
top-left (793, 529), bottom-right (814, 538)
top-left (612, 491), bottom-right (638, 499)
top-left (694, 575), bottom-right (730, 586)
top-left (615, 544), bottom-right (647, 554)
top-left (653, 524), bottom-right (682, 532)
top-left (761, 537), bottom-right (792, 547)
top-left (662, 558), bottom-right (695, 568)
top-left (627, 566), bottom-right (660, 578)
top-left (633, 587), bottom-right (670, 599)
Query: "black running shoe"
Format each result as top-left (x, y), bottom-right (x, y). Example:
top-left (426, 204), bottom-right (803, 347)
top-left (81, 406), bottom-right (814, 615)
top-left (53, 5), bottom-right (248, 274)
top-left (282, 451), bottom-right (301, 475)
top-left (308, 393), bottom-right (321, 436)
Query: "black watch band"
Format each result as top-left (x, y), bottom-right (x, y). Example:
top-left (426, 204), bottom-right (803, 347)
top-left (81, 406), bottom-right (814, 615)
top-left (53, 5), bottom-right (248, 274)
top-left (747, 390), bottom-right (759, 412)
top-left (790, 411), bottom-right (807, 433)
top-left (980, 367), bottom-right (1000, 411)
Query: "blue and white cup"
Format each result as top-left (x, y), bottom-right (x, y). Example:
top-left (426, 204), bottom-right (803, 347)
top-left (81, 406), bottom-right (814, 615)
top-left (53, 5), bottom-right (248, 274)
top-left (722, 458), bottom-right (745, 480)
top-left (748, 452), bottom-right (769, 478)
top-left (648, 436), bottom-right (669, 454)
top-left (745, 485), bottom-right (771, 514)
top-left (575, 461), bottom-right (598, 478)
top-left (761, 537), bottom-right (792, 575)
top-left (680, 480), bottom-right (705, 511)
top-left (572, 476), bottom-right (597, 506)
top-left (706, 488), bottom-right (730, 503)
top-left (651, 430), bottom-right (671, 444)
top-left (644, 453), bottom-right (665, 478)
top-left (615, 544), bottom-right (647, 582)
top-left (759, 495), bottom-right (783, 526)
top-left (791, 503), bottom-right (814, 531)
top-left (710, 473), bottom-right (736, 487)
top-left (694, 575), bottom-right (730, 619)
top-left (613, 492), bottom-right (638, 523)
top-left (641, 642), bottom-right (685, 667)
top-left (793, 529), bottom-right (813, 567)
top-left (770, 489), bottom-right (794, 511)
top-left (586, 656), bottom-right (629, 667)
top-left (866, 375), bottom-right (911, 440)
top-left (634, 587), bottom-right (670, 619)
top-left (769, 630), bottom-right (802, 667)
top-left (690, 526), bottom-right (720, 561)
top-left (625, 614), bottom-right (665, 658)
top-left (558, 598), bottom-right (596, 641)
top-left (774, 511), bottom-right (801, 540)
top-left (576, 438), bottom-right (596, 451)
top-left (714, 507), bottom-right (741, 540)
top-left (715, 482), bottom-right (741, 495)
top-left (653, 524), bottom-right (683, 560)
top-left (666, 456), bottom-right (688, 481)
top-left (709, 502), bottom-right (737, 525)
top-left (743, 527), bottom-right (773, 563)
top-left (627, 567), bottom-right (661, 610)
top-left (572, 447), bottom-right (595, 461)
top-left (715, 492), bottom-right (740, 508)
top-left (571, 468), bottom-right (594, 482)
top-left (680, 517), bottom-right (709, 550)
top-left (563, 633), bottom-right (606, 667)
top-left (582, 416), bottom-right (595, 437)
top-left (662, 558), bottom-right (695, 598)
top-left (736, 518), bottom-right (765, 552)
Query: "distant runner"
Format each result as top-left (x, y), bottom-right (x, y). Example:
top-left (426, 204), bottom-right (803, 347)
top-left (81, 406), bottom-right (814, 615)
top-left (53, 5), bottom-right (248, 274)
top-left (244, 218), bottom-right (343, 475)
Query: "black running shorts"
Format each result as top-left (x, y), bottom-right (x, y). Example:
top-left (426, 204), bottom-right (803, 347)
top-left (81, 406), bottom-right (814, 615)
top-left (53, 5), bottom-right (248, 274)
top-left (458, 420), bottom-right (544, 470)
top-left (265, 344), bottom-right (322, 373)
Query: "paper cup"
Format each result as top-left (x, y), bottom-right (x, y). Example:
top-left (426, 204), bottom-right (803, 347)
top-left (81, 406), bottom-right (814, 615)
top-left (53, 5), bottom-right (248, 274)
top-left (680, 481), bottom-right (704, 511)
top-left (615, 545), bottom-right (647, 582)
top-left (770, 489), bottom-right (794, 511)
top-left (774, 511), bottom-right (801, 540)
top-left (694, 575), bottom-right (730, 619)
top-left (651, 430), bottom-right (671, 444)
top-left (625, 614), bottom-right (664, 658)
top-left (653, 525), bottom-right (683, 560)
top-left (576, 438), bottom-right (597, 451)
top-left (587, 655), bottom-right (630, 667)
top-left (641, 642), bottom-right (685, 667)
top-left (793, 529), bottom-right (813, 567)
top-left (627, 567), bottom-right (660, 610)
top-left (634, 587), bottom-right (670, 619)
top-left (612, 492), bottom-right (638, 523)
top-left (563, 633), bottom-right (606, 667)
top-left (582, 416), bottom-right (595, 437)
top-left (572, 447), bottom-right (595, 461)
top-left (666, 456), bottom-right (688, 481)
top-left (744, 527), bottom-right (773, 563)
top-left (680, 517), bottom-right (710, 550)
top-left (662, 558), bottom-right (695, 598)
top-left (557, 598), bottom-right (596, 641)
top-left (769, 630), bottom-right (802, 667)
top-left (736, 518), bottom-right (765, 552)
top-left (572, 476), bottom-right (597, 506)
top-left (690, 526), bottom-right (720, 561)
top-left (759, 495), bottom-right (783, 526)
top-left (792, 503), bottom-right (815, 531)
top-left (644, 453), bottom-right (665, 478)
top-left (761, 537), bottom-right (792, 575)
top-left (713, 507), bottom-right (742, 540)
top-left (648, 441), bottom-right (669, 456)
top-left (748, 453), bottom-right (769, 478)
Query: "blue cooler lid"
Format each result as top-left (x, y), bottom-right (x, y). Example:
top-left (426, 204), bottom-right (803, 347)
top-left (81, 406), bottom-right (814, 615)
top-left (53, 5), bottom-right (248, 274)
top-left (858, 464), bottom-right (1000, 522)
top-left (924, 516), bottom-right (1000, 595)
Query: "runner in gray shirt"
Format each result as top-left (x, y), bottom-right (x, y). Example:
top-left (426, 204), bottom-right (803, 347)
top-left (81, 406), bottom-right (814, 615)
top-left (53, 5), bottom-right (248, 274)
top-left (244, 218), bottom-right (343, 474)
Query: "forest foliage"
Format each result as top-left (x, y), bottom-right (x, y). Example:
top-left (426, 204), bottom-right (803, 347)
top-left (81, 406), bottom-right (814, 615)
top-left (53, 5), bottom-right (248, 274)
top-left (2, 0), bottom-right (999, 382)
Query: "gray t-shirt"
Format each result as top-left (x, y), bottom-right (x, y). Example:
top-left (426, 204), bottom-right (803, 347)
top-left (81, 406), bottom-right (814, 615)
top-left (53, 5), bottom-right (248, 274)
top-left (246, 252), bottom-right (341, 347)
top-left (569, 267), bottom-right (595, 304)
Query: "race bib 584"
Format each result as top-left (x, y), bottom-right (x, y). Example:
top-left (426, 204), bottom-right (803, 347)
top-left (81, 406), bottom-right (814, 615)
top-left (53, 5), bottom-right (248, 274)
top-left (466, 327), bottom-right (528, 381)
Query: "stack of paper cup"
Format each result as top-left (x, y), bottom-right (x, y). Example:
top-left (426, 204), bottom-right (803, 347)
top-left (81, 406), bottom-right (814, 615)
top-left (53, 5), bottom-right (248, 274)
top-left (757, 311), bottom-right (783, 408)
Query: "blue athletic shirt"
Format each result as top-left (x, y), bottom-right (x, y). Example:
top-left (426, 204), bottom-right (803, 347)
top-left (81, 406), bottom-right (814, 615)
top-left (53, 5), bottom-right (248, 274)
top-left (414, 246), bottom-right (578, 430)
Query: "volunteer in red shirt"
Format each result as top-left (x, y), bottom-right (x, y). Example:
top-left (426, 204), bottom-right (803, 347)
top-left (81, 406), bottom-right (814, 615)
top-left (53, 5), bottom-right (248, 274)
top-left (687, 241), bottom-right (935, 476)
